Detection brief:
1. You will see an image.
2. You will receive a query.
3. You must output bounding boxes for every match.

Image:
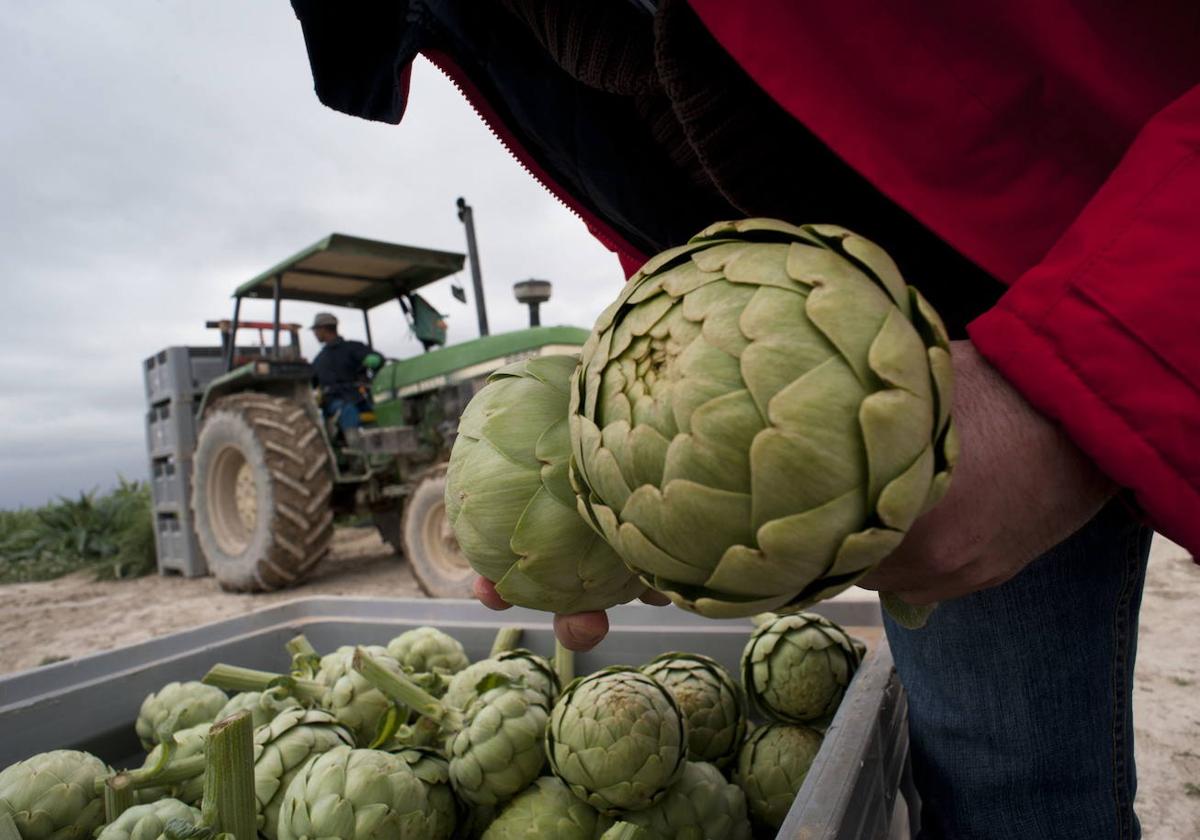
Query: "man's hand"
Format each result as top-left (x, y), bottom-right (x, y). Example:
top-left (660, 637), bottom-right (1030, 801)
top-left (857, 340), bottom-right (1116, 605)
top-left (472, 576), bottom-right (670, 652)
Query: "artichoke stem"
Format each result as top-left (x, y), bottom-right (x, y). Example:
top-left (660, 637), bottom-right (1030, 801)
top-left (93, 753), bottom-right (207, 795)
top-left (103, 774), bottom-right (135, 823)
top-left (202, 664), bottom-right (323, 703)
top-left (554, 640), bottom-right (575, 685)
top-left (0, 812), bottom-right (21, 840)
top-left (201, 711), bottom-right (257, 840)
top-left (352, 648), bottom-right (461, 731)
top-left (285, 634), bottom-right (318, 658)
top-left (489, 626), bottom-right (523, 657)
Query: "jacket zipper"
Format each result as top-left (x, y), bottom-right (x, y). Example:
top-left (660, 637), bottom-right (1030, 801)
top-left (421, 48), bottom-right (646, 270)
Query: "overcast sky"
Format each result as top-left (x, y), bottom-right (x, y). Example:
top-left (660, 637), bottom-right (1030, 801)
top-left (0, 1), bottom-right (623, 508)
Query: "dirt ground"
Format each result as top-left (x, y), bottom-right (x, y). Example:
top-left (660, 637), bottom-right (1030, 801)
top-left (1, 529), bottom-right (1196, 836)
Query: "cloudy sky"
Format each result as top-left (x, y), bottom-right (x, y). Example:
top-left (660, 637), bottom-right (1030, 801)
top-left (0, 1), bottom-right (623, 508)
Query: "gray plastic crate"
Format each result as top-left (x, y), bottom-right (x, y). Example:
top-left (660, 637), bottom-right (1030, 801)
top-left (145, 397), bottom-right (201, 459)
top-left (0, 597), bottom-right (915, 839)
top-left (152, 509), bottom-right (207, 577)
top-left (144, 346), bottom-right (227, 405)
top-left (149, 454), bottom-right (192, 512)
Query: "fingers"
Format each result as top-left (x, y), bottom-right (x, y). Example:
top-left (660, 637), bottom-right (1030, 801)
top-left (472, 576), bottom-right (512, 611)
top-left (553, 611), bottom-right (609, 652)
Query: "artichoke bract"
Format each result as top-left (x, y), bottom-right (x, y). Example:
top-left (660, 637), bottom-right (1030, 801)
top-left (641, 653), bottom-right (747, 769)
top-left (570, 219), bottom-right (956, 617)
top-left (448, 676), bottom-right (551, 807)
top-left (94, 799), bottom-right (200, 840)
top-left (546, 667), bottom-right (686, 814)
top-left (734, 723), bottom-right (823, 831)
top-left (215, 689), bottom-right (302, 730)
top-left (135, 682), bottom-right (228, 750)
top-left (0, 750), bottom-right (109, 840)
top-left (617, 762), bottom-right (752, 840)
top-left (481, 777), bottom-right (612, 840)
top-left (252, 707), bottom-right (355, 840)
top-left (741, 612), bottom-right (861, 725)
top-left (446, 354), bottom-right (643, 614)
top-left (384, 748), bottom-right (457, 840)
top-left (276, 746), bottom-right (450, 840)
top-left (386, 627), bottom-right (470, 676)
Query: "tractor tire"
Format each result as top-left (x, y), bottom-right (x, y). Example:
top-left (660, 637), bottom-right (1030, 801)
top-left (191, 394), bottom-right (334, 591)
top-left (401, 464), bottom-right (474, 598)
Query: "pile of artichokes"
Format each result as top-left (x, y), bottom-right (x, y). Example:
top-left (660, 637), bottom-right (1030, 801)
top-left (1, 611), bottom-right (863, 838)
top-left (447, 219), bottom-right (954, 625)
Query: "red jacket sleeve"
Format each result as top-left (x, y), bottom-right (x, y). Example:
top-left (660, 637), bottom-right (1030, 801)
top-left (968, 85), bottom-right (1200, 553)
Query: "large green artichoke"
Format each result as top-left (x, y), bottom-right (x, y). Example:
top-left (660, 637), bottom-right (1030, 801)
top-left (546, 667), bottom-right (686, 814)
top-left (480, 777), bottom-right (612, 840)
top-left (640, 653), bottom-right (746, 768)
top-left (446, 355), bottom-right (643, 614)
top-left (135, 723), bottom-right (211, 806)
top-left (135, 682), bottom-right (228, 750)
top-left (444, 649), bottom-right (560, 712)
top-left (215, 689), bottom-right (302, 730)
top-left (734, 723), bottom-right (823, 831)
top-left (252, 707), bottom-right (355, 839)
top-left (386, 627), bottom-right (470, 676)
top-left (313, 646), bottom-right (408, 746)
top-left (0, 750), bottom-right (109, 840)
top-left (741, 612), bottom-right (861, 725)
top-left (616, 762), bottom-right (752, 840)
top-left (94, 799), bottom-right (201, 840)
top-left (276, 746), bottom-right (451, 840)
top-left (570, 219), bottom-right (955, 617)
top-left (448, 675), bottom-right (550, 806)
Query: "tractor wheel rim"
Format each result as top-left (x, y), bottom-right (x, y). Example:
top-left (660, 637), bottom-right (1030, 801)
top-left (209, 444), bottom-right (256, 555)
top-left (421, 499), bottom-right (468, 577)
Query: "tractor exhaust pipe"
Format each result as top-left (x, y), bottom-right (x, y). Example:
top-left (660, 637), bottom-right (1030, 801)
top-left (456, 197), bottom-right (489, 337)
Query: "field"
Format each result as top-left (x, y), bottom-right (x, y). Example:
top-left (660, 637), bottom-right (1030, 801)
top-left (0, 528), bottom-right (1196, 837)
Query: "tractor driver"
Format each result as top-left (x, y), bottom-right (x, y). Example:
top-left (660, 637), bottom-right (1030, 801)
top-left (310, 312), bottom-right (383, 430)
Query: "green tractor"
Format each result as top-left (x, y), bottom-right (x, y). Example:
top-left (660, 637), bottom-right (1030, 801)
top-left (187, 233), bottom-right (587, 595)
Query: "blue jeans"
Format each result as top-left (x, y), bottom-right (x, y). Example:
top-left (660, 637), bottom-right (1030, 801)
top-left (323, 397), bottom-right (370, 430)
top-left (886, 498), bottom-right (1152, 840)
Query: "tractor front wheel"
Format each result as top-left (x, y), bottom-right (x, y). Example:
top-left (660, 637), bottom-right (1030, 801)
top-left (401, 464), bottom-right (474, 598)
top-left (192, 394), bottom-right (334, 591)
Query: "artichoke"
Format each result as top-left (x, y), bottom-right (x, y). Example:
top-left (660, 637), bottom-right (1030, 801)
top-left (599, 824), bottom-right (660, 840)
top-left (617, 762), bottom-right (751, 840)
top-left (546, 667), bottom-right (686, 814)
top-left (276, 746), bottom-right (453, 840)
top-left (569, 219), bottom-right (956, 617)
top-left (741, 612), bottom-right (861, 725)
top-left (215, 689), bottom-right (302, 729)
top-left (313, 646), bottom-right (408, 746)
top-left (252, 707), bottom-right (355, 839)
top-left (448, 675), bottom-right (551, 806)
top-left (480, 777), bottom-right (612, 840)
top-left (734, 723), bottom-right (823, 830)
top-left (386, 627), bottom-right (470, 676)
top-left (384, 748), bottom-right (457, 840)
top-left (0, 750), bottom-right (109, 840)
top-left (135, 723), bottom-right (211, 806)
top-left (135, 682), bottom-right (228, 750)
top-left (446, 354), bottom-right (644, 613)
top-left (641, 653), bottom-right (747, 768)
top-left (94, 799), bottom-right (200, 840)
top-left (444, 649), bottom-right (560, 712)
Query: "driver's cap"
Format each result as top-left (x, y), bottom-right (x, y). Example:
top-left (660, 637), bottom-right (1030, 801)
top-left (311, 312), bottom-right (338, 329)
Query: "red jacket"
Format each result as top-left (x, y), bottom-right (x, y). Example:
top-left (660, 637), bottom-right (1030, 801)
top-left (295, 1), bottom-right (1200, 556)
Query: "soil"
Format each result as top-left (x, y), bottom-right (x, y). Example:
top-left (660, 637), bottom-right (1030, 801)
top-left (1, 529), bottom-right (1196, 837)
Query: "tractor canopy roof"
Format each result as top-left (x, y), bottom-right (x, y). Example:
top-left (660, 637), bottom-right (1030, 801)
top-left (234, 233), bottom-right (465, 309)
